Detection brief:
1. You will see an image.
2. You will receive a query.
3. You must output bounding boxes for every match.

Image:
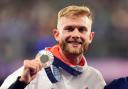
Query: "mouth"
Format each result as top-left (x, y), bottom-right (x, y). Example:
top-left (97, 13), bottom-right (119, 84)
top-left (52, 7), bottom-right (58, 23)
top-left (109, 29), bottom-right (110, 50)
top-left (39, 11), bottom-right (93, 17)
top-left (66, 41), bottom-right (83, 48)
top-left (67, 41), bottom-right (83, 44)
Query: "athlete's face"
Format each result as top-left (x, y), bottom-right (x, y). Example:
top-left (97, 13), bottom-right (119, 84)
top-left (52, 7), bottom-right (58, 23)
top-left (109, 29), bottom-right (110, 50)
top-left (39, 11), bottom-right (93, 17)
top-left (54, 16), bottom-right (94, 55)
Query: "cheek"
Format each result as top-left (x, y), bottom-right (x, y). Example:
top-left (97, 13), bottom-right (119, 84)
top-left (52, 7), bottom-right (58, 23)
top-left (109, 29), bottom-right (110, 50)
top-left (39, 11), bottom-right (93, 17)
top-left (61, 32), bottom-right (70, 40)
top-left (81, 35), bottom-right (90, 44)
top-left (58, 34), bottom-right (67, 43)
top-left (56, 31), bottom-right (65, 42)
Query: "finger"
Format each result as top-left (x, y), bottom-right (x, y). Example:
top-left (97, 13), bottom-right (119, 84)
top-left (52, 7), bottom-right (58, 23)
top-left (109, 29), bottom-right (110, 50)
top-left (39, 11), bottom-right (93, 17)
top-left (32, 60), bottom-right (43, 71)
top-left (27, 60), bottom-right (42, 72)
top-left (24, 60), bottom-right (37, 74)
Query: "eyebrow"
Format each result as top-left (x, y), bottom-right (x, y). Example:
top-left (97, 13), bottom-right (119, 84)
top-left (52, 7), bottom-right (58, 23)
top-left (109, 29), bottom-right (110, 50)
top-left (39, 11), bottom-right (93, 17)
top-left (64, 25), bottom-right (87, 30)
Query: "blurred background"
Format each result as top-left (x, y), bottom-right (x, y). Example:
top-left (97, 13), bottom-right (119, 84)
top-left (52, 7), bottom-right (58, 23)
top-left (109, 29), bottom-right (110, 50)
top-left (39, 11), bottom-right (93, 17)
top-left (0, 0), bottom-right (128, 85)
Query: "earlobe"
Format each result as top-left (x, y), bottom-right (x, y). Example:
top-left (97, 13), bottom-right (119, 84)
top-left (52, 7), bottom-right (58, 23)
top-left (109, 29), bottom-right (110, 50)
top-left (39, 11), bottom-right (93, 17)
top-left (53, 29), bottom-right (59, 42)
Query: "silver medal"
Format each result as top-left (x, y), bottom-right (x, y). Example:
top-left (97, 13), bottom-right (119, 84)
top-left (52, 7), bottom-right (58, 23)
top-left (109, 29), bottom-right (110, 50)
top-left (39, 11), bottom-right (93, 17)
top-left (36, 50), bottom-right (54, 68)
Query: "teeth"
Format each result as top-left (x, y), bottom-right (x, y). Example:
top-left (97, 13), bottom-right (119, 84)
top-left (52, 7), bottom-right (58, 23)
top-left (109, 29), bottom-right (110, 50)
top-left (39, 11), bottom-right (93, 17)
top-left (70, 42), bottom-right (81, 44)
top-left (67, 41), bottom-right (82, 44)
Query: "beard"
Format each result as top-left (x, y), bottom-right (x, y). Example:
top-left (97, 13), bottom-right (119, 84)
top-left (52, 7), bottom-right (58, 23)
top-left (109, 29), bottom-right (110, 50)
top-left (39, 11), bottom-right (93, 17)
top-left (60, 39), bottom-right (89, 55)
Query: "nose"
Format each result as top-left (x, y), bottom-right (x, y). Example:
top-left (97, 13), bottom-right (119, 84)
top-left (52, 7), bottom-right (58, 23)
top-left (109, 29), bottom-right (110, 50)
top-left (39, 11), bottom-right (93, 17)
top-left (72, 28), bottom-right (80, 38)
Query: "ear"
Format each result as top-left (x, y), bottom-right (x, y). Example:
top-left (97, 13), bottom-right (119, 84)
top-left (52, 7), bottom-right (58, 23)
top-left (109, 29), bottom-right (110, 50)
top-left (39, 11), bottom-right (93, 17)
top-left (89, 32), bottom-right (95, 43)
top-left (53, 28), bottom-right (60, 42)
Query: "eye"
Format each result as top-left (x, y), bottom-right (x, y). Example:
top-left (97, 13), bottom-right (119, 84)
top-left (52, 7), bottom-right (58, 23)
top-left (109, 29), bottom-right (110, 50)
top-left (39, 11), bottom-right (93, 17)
top-left (64, 26), bottom-right (74, 32)
top-left (78, 27), bottom-right (87, 33)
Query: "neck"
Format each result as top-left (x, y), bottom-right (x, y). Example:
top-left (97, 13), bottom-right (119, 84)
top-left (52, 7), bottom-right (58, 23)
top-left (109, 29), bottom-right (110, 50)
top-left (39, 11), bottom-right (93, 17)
top-left (59, 48), bottom-right (82, 65)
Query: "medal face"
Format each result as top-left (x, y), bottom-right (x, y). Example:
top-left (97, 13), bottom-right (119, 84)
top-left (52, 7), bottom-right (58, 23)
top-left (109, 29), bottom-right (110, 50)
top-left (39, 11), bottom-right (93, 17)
top-left (36, 50), bottom-right (54, 68)
top-left (40, 54), bottom-right (49, 63)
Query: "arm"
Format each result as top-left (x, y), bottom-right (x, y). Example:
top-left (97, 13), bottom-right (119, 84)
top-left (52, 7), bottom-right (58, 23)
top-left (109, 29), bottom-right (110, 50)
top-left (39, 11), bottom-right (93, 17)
top-left (1, 59), bottom-right (43, 89)
top-left (8, 77), bottom-right (28, 89)
top-left (0, 67), bottom-right (23, 89)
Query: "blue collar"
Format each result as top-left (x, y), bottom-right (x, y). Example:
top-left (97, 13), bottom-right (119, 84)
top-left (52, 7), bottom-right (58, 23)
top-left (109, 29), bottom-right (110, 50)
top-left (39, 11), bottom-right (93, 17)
top-left (44, 56), bottom-right (82, 83)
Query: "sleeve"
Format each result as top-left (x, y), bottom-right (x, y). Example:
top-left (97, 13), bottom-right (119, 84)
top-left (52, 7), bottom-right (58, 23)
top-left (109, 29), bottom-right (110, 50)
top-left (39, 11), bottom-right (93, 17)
top-left (8, 76), bottom-right (28, 89)
top-left (104, 77), bottom-right (128, 89)
top-left (0, 67), bottom-right (24, 89)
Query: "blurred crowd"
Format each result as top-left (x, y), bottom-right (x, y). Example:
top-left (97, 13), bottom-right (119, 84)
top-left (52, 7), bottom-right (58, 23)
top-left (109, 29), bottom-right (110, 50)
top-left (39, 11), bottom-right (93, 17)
top-left (0, 0), bottom-right (128, 85)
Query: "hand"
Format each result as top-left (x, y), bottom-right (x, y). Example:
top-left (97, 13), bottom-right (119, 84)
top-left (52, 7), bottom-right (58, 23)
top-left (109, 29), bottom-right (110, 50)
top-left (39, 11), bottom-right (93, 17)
top-left (19, 59), bottom-right (42, 84)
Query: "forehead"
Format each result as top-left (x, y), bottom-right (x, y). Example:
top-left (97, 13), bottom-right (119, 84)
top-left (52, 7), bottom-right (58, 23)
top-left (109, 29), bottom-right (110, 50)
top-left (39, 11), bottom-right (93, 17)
top-left (57, 16), bottom-right (92, 29)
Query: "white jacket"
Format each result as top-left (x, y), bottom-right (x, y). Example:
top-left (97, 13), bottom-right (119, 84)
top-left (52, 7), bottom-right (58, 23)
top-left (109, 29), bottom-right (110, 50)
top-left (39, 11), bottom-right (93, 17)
top-left (1, 64), bottom-right (106, 89)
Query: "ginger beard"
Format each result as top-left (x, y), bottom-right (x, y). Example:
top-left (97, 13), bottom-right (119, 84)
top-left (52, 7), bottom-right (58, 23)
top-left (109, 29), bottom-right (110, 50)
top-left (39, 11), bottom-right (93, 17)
top-left (60, 37), bottom-right (89, 55)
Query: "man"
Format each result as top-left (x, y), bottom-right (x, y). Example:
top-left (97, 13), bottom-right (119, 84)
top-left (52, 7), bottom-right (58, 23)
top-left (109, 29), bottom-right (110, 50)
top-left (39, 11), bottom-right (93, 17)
top-left (0, 5), bottom-right (106, 89)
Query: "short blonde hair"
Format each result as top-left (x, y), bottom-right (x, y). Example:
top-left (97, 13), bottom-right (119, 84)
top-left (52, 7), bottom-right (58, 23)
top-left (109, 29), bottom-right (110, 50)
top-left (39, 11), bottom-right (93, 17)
top-left (58, 5), bottom-right (93, 22)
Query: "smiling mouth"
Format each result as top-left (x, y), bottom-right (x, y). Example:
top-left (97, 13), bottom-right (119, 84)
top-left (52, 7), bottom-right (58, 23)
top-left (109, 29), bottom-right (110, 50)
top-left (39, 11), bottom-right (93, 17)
top-left (67, 41), bottom-right (82, 44)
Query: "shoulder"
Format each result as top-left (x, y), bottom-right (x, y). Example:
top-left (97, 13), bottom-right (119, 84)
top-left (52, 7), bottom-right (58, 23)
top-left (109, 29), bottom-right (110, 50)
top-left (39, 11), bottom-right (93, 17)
top-left (80, 66), bottom-right (106, 89)
top-left (84, 66), bottom-right (106, 83)
top-left (85, 66), bottom-right (102, 76)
